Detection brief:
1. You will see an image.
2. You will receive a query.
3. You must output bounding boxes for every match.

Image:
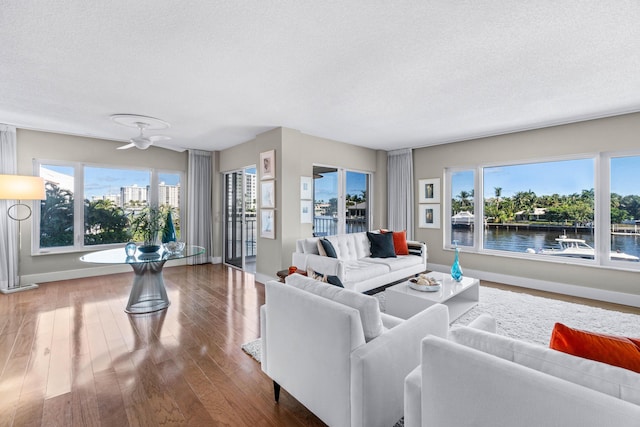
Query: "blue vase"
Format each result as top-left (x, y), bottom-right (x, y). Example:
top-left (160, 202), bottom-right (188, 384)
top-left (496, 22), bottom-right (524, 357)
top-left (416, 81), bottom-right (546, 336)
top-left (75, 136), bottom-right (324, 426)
top-left (451, 246), bottom-right (463, 282)
top-left (162, 211), bottom-right (177, 243)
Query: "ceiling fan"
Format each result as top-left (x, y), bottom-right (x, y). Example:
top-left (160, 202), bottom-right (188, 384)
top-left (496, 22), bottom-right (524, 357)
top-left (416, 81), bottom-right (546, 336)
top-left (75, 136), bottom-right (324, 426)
top-left (117, 121), bottom-right (171, 150)
top-left (110, 113), bottom-right (184, 152)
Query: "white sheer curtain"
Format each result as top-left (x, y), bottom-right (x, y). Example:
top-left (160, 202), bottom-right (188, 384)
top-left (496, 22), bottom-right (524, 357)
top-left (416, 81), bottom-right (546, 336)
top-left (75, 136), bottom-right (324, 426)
top-left (0, 125), bottom-right (19, 290)
top-left (387, 148), bottom-right (414, 239)
top-left (187, 150), bottom-right (213, 264)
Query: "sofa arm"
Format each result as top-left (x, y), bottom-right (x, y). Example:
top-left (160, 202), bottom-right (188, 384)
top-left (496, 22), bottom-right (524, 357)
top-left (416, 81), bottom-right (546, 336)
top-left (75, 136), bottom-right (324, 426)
top-left (260, 304), bottom-right (268, 373)
top-left (304, 253), bottom-right (345, 278)
top-left (407, 240), bottom-right (427, 265)
top-left (349, 304), bottom-right (449, 427)
top-left (404, 366), bottom-right (422, 427)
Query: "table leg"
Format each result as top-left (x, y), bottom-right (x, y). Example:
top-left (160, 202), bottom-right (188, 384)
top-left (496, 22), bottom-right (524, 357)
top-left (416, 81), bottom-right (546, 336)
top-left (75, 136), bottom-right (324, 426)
top-left (126, 260), bottom-right (170, 314)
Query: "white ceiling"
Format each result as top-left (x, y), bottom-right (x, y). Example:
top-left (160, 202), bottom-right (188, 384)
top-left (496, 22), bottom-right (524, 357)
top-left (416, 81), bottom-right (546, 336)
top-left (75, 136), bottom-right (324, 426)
top-left (2, 1), bottom-right (640, 152)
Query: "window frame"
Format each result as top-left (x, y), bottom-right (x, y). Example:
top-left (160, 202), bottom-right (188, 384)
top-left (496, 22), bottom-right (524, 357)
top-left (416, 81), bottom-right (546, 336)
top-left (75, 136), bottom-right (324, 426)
top-left (443, 151), bottom-right (640, 271)
top-left (312, 164), bottom-right (372, 236)
top-left (32, 159), bottom-right (184, 255)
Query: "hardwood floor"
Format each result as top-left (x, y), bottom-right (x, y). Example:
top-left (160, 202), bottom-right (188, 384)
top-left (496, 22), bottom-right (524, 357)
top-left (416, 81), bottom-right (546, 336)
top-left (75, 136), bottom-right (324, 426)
top-left (0, 264), bottom-right (324, 427)
top-left (1, 264), bottom-right (638, 426)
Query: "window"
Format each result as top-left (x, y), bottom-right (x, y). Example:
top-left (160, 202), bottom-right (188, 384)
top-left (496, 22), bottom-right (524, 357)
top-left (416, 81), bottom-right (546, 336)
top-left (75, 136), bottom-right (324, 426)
top-left (34, 161), bottom-right (183, 253)
top-left (444, 152), bottom-right (640, 269)
top-left (448, 169), bottom-right (475, 247)
top-left (312, 166), bottom-right (370, 236)
top-left (482, 159), bottom-right (594, 256)
top-left (609, 155), bottom-right (640, 263)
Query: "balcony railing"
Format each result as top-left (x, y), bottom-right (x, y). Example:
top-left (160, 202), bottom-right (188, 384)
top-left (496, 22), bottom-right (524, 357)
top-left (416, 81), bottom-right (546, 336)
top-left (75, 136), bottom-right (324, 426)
top-left (313, 216), bottom-right (368, 236)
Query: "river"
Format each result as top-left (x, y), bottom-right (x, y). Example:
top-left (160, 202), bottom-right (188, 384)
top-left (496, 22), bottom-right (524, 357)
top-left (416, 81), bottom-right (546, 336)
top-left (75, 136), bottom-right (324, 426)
top-left (452, 228), bottom-right (640, 259)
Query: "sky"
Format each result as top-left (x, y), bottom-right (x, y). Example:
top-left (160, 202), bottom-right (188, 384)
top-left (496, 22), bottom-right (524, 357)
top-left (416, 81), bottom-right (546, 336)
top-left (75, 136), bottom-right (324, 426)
top-left (452, 156), bottom-right (639, 199)
top-left (314, 171), bottom-right (367, 202)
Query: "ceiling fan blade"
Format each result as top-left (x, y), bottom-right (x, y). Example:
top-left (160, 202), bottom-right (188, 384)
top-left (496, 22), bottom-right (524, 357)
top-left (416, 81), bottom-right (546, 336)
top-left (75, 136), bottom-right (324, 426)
top-left (117, 143), bottom-right (135, 150)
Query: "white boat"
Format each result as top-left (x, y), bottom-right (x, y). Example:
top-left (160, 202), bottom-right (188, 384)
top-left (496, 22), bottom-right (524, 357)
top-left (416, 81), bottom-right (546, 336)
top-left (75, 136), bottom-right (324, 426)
top-left (526, 235), bottom-right (640, 262)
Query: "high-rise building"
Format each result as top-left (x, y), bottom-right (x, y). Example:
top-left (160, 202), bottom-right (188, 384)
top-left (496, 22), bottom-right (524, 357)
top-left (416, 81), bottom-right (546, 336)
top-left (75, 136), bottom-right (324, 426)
top-left (159, 182), bottom-right (180, 208)
top-left (121, 184), bottom-right (148, 207)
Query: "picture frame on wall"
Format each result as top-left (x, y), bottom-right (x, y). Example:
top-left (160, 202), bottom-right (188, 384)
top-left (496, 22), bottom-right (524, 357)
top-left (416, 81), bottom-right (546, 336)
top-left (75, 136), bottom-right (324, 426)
top-left (261, 180), bottom-right (275, 208)
top-left (260, 150), bottom-right (275, 180)
top-left (300, 176), bottom-right (312, 200)
top-left (261, 209), bottom-right (275, 239)
top-left (418, 178), bottom-right (440, 203)
top-left (300, 200), bottom-right (312, 223)
top-left (418, 203), bottom-right (441, 229)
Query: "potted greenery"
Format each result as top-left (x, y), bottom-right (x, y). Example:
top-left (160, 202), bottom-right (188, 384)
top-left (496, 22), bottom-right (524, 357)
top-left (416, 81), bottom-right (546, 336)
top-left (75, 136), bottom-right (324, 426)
top-left (129, 206), bottom-right (165, 252)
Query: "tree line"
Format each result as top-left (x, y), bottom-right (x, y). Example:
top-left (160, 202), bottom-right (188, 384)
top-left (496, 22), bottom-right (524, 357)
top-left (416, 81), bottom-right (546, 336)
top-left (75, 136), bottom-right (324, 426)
top-left (452, 187), bottom-right (640, 225)
top-left (40, 182), bottom-right (179, 248)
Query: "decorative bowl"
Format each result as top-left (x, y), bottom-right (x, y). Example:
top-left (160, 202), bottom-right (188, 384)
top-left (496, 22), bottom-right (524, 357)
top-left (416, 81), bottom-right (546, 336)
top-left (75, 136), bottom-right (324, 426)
top-left (138, 245), bottom-right (161, 253)
top-left (163, 241), bottom-right (185, 254)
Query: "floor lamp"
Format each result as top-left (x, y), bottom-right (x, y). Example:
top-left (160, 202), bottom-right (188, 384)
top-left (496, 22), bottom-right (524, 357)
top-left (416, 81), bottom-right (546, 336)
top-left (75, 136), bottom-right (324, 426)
top-left (0, 174), bottom-right (46, 294)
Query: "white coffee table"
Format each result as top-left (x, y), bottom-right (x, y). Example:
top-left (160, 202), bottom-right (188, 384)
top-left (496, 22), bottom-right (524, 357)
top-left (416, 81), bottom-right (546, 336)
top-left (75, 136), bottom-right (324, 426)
top-left (385, 272), bottom-right (479, 321)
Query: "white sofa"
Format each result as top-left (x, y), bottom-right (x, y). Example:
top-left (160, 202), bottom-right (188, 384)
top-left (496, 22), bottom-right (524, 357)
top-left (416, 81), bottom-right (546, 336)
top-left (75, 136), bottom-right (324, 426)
top-left (260, 274), bottom-right (449, 427)
top-left (291, 231), bottom-right (427, 293)
top-left (404, 321), bottom-right (640, 427)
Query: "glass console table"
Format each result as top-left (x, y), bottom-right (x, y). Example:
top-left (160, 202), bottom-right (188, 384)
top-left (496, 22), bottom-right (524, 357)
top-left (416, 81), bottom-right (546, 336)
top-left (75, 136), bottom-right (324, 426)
top-left (80, 245), bottom-right (205, 314)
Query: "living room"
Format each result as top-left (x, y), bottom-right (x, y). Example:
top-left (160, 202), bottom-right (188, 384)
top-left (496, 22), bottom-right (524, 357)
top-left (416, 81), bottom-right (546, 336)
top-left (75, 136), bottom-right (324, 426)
top-left (2, 2), bottom-right (640, 426)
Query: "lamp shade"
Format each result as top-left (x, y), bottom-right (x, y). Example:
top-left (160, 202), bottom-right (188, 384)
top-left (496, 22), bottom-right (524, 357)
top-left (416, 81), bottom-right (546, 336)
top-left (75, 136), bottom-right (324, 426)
top-left (0, 174), bottom-right (46, 200)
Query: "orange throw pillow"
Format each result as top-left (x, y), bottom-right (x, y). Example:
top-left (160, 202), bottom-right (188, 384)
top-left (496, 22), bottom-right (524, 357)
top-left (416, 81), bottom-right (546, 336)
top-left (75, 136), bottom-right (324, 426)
top-left (549, 322), bottom-right (640, 373)
top-left (380, 229), bottom-right (409, 255)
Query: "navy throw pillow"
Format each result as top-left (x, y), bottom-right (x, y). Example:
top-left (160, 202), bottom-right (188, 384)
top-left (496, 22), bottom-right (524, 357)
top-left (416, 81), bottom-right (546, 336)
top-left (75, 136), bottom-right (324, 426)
top-left (320, 238), bottom-right (337, 258)
top-left (367, 232), bottom-right (397, 258)
top-left (326, 275), bottom-right (344, 288)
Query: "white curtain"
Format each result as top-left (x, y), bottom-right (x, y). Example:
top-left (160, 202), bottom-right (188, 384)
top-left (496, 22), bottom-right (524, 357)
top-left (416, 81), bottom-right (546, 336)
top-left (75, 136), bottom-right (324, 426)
top-left (0, 125), bottom-right (19, 290)
top-left (387, 148), bottom-right (414, 239)
top-left (187, 150), bottom-right (213, 264)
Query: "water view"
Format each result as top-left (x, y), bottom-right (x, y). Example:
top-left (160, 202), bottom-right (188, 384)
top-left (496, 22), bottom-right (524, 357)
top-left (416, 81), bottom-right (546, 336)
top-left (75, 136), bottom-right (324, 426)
top-left (453, 228), bottom-right (640, 260)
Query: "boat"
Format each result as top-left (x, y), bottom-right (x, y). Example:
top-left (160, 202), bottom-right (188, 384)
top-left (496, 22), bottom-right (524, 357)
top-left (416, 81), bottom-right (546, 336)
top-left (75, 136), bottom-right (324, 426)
top-left (451, 211), bottom-right (474, 228)
top-left (526, 235), bottom-right (640, 262)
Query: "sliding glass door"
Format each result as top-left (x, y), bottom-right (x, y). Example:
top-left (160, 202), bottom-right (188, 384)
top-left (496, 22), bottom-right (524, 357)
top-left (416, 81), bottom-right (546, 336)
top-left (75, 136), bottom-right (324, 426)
top-left (312, 165), bottom-right (370, 236)
top-left (223, 167), bottom-right (257, 272)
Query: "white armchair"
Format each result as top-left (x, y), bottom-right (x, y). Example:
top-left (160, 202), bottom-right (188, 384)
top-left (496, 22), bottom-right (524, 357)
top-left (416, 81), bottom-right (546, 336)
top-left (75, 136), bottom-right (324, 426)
top-left (260, 275), bottom-right (449, 427)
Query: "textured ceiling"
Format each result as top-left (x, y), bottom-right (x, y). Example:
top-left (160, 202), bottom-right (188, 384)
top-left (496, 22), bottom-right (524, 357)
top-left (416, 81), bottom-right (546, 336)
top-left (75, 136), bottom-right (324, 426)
top-left (2, 1), bottom-right (640, 152)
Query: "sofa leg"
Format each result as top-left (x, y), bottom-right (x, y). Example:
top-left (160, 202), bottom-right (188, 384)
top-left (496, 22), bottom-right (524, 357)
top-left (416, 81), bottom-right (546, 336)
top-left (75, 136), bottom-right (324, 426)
top-left (273, 381), bottom-right (281, 402)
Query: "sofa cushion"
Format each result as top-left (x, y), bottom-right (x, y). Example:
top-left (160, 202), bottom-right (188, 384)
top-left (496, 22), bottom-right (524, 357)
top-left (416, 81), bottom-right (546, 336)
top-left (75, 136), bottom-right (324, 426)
top-left (325, 233), bottom-right (370, 261)
top-left (381, 229), bottom-right (409, 255)
top-left (367, 232), bottom-right (397, 258)
top-left (319, 238), bottom-right (338, 258)
top-left (450, 325), bottom-right (640, 405)
top-left (285, 273), bottom-right (384, 341)
top-left (550, 322), bottom-right (640, 373)
top-left (360, 254), bottom-right (422, 272)
top-left (343, 260), bottom-right (390, 284)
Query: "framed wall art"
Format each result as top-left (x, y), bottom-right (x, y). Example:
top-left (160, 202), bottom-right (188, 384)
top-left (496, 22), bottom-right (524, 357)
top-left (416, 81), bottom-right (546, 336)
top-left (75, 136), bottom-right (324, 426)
top-left (261, 180), bottom-right (275, 208)
top-left (260, 150), bottom-right (275, 180)
top-left (261, 209), bottom-right (275, 239)
top-left (418, 178), bottom-right (440, 203)
top-left (418, 203), bottom-right (441, 229)
top-left (300, 176), bottom-right (312, 200)
top-left (300, 200), bottom-right (313, 223)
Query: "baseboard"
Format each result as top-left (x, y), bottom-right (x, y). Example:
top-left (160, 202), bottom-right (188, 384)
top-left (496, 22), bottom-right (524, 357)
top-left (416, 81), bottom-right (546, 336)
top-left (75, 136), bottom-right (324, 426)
top-left (21, 258), bottom-right (190, 285)
top-left (429, 263), bottom-right (640, 308)
top-left (0, 283), bottom-right (39, 294)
